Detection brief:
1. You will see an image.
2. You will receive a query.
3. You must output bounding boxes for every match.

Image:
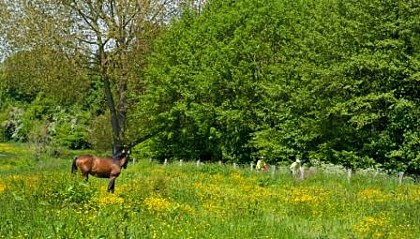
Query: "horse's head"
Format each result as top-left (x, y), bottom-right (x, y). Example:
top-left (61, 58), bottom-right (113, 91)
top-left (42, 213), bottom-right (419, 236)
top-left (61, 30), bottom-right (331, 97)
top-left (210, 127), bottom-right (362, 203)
top-left (120, 148), bottom-right (131, 169)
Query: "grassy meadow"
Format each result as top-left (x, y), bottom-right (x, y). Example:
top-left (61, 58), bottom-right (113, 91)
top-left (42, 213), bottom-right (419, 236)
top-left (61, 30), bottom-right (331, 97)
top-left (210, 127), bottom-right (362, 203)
top-left (0, 143), bottom-right (419, 238)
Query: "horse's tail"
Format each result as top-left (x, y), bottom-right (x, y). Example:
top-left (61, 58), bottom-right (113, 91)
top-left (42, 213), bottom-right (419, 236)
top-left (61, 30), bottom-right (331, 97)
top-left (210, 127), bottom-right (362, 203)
top-left (71, 156), bottom-right (78, 174)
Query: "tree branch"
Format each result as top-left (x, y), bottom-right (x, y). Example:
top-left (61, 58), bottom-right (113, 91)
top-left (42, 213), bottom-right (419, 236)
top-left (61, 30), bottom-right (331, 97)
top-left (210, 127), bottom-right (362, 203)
top-left (127, 133), bottom-right (154, 149)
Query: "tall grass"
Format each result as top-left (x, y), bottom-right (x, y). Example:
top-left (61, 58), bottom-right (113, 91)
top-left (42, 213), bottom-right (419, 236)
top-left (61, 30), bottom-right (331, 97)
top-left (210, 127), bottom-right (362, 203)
top-left (0, 144), bottom-right (419, 238)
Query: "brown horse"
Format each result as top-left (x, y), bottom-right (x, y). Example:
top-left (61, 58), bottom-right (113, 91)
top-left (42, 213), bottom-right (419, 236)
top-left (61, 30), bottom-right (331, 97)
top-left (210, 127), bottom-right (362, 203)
top-left (71, 149), bottom-right (130, 193)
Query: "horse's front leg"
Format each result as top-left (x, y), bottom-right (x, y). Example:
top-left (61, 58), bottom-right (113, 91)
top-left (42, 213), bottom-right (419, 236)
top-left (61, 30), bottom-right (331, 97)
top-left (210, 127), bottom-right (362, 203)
top-left (108, 176), bottom-right (116, 193)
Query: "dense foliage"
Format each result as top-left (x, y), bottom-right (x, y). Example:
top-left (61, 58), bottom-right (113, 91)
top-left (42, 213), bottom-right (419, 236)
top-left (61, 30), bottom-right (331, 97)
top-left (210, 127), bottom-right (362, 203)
top-left (141, 0), bottom-right (420, 173)
top-left (1, 0), bottom-right (420, 174)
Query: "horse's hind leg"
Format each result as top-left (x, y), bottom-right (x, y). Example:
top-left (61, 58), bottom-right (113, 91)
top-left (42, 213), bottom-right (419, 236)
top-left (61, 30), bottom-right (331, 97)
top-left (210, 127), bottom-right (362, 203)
top-left (108, 176), bottom-right (116, 193)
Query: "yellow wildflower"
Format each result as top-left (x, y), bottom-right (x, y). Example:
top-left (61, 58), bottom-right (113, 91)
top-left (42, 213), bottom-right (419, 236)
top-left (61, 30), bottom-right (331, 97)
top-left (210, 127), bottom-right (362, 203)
top-left (143, 196), bottom-right (172, 212)
top-left (230, 172), bottom-right (243, 181)
top-left (0, 165), bottom-right (11, 170)
top-left (95, 193), bottom-right (124, 205)
top-left (358, 188), bottom-right (389, 202)
top-left (210, 174), bottom-right (223, 182)
top-left (0, 143), bottom-right (16, 152)
top-left (290, 187), bottom-right (329, 204)
top-left (353, 214), bottom-right (389, 237)
top-left (177, 204), bottom-right (195, 215)
top-left (9, 175), bottom-right (23, 181)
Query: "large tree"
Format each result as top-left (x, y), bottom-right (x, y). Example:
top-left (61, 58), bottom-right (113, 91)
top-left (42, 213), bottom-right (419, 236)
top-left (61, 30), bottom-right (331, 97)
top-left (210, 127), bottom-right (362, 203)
top-left (0, 0), bottom-right (185, 154)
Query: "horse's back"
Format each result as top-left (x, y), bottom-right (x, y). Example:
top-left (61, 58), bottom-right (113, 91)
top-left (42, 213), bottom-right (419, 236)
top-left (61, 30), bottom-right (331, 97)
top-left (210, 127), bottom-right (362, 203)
top-left (74, 154), bottom-right (121, 178)
top-left (75, 155), bottom-right (94, 173)
top-left (91, 157), bottom-right (121, 178)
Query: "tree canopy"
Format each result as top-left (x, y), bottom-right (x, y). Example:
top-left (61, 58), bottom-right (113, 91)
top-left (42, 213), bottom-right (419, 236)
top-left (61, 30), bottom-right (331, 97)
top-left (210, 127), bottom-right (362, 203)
top-left (141, 0), bottom-right (420, 174)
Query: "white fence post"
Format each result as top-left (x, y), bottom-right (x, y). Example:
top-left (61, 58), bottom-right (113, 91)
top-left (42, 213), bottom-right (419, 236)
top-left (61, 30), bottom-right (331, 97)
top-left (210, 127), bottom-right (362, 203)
top-left (347, 168), bottom-right (353, 182)
top-left (375, 168), bottom-right (379, 177)
top-left (299, 166), bottom-right (305, 180)
top-left (179, 159), bottom-right (183, 166)
top-left (271, 165), bottom-right (276, 177)
top-left (398, 172), bottom-right (404, 185)
top-left (233, 163), bottom-right (237, 169)
top-left (164, 158), bottom-right (168, 166)
top-left (250, 162), bottom-right (254, 171)
top-left (196, 160), bottom-right (201, 167)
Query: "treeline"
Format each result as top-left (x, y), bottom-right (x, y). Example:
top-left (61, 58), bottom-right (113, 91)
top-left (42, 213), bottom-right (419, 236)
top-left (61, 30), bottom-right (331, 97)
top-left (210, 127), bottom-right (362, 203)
top-left (1, 0), bottom-right (420, 174)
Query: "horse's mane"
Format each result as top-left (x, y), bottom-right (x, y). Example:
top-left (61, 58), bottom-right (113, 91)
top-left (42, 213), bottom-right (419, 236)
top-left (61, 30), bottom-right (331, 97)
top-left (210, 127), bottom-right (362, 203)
top-left (113, 150), bottom-right (129, 160)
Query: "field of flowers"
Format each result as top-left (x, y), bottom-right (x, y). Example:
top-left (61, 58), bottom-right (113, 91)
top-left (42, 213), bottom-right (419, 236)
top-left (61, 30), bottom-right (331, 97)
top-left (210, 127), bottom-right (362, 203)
top-left (0, 143), bottom-right (419, 238)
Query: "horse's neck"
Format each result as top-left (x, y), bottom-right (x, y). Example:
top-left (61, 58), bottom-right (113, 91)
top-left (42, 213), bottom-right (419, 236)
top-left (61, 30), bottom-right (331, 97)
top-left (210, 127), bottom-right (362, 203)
top-left (112, 157), bottom-right (126, 167)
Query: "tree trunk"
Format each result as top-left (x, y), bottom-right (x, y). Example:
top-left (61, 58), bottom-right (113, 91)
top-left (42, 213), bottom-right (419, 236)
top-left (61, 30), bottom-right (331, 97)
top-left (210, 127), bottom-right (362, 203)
top-left (117, 78), bottom-right (127, 150)
top-left (99, 42), bottom-right (125, 156)
top-left (103, 74), bottom-right (123, 156)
